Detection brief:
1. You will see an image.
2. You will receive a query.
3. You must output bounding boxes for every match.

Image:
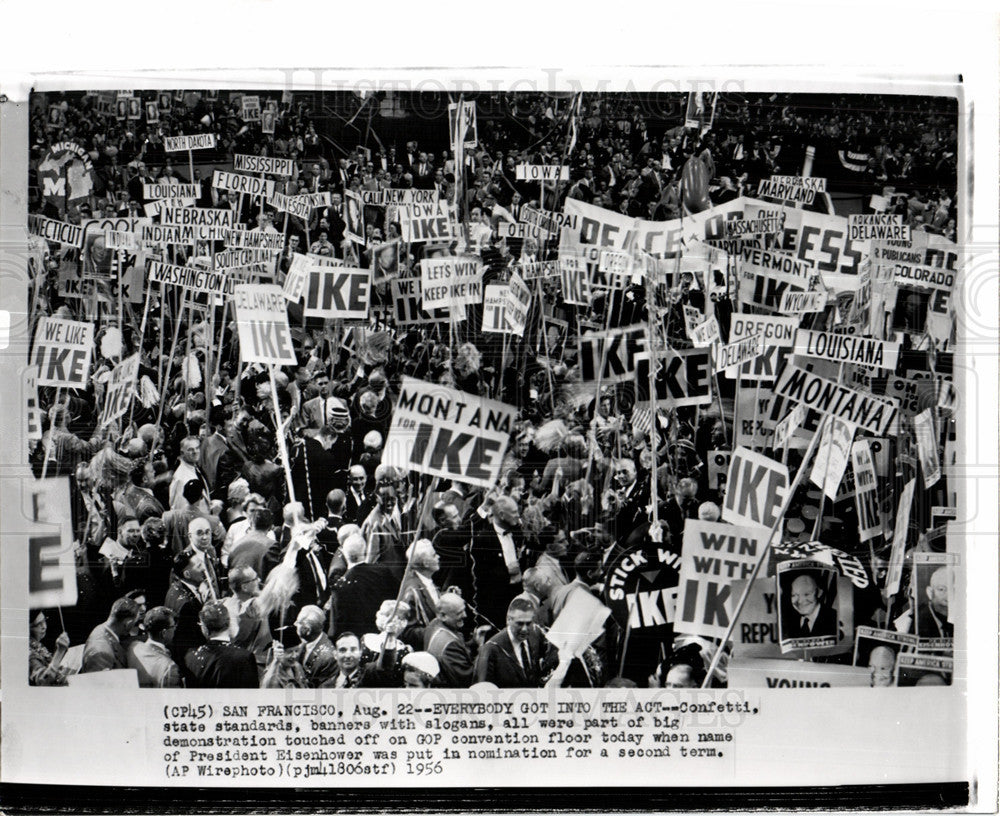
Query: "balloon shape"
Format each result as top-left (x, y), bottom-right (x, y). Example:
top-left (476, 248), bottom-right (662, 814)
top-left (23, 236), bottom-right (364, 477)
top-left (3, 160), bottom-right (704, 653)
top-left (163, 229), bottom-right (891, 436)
top-left (681, 155), bottom-right (712, 213)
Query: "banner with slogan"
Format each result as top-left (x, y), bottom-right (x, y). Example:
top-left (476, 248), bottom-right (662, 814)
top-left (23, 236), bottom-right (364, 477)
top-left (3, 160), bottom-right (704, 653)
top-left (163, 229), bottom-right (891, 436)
top-left (676, 521), bottom-right (767, 639)
top-left (774, 364), bottom-right (899, 436)
top-left (147, 259), bottom-right (235, 296)
top-left (740, 197), bottom-right (866, 292)
top-left (420, 256), bottom-right (483, 311)
top-left (714, 333), bottom-right (764, 374)
top-left (516, 164), bottom-right (570, 182)
top-left (481, 284), bottom-right (512, 333)
top-left (233, 154), bottom-right (295, 176)
top-left (809, 416), bottom-right (856, 501)
top-left (390, 277), bottom-right (449, 326)
top-left (98, 353), bottom-right (139, 428)
top-left (212, 170), bottom-right (275, 200)
top-left (690, 315), bottom-right (721, 348)
top-left (725, 314), bottom-right (797, 381)
top-left (241, 95), bottom-right (261, 122)
top-left (505, 272), bottom-right (532, 334)
top-left (722, 446), bottom-right (790, 529)
top-left (28, 214), bottom-right (85, 249)
top-left (26, 477), bottom-right (78, 608)
top-left (727, 657), bottom-right (870, 688)
top-left (602, 543), bottom-right (681, 636)
top-left (303, 266), bottom-right (371, 320)
top-left (634, 348), bottom-right (713, 408)
top-left (281, 253), bottom-right (309, 303)
top-left (851, 439), bottom-right (882, 542)
top-left (382, 377), bottom-right (516, 488)
top-left (32, 317), bottom-right (94, 388)
top-left (737, 246), bottom-right (817, 311)
top-left (162, 133), bottom-right (217, 152)
top-left (577, 325), bottom-right (647, 385)
top-left (142, 183), bottom-right (199, 200)
top-left (400, 201), bottom-right (458, 243)
top-left (793, 329), bottom-right (900, 370)
top-left (232, 284), bottom-right (296, 365)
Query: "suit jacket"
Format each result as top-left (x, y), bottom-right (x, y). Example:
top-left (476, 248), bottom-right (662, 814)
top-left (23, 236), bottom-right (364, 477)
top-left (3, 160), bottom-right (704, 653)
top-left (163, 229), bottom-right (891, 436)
top-left (423, 619), bottom-right (474, 688)
top-left (613, 480), bottom-right (650, 542)
top-left (399, 572), bottom-right (440, 627)
top-left (199, 433), bottom-right (237, 499)
top-left (915, 603), bottom-right (954, 639)
top-left (474, 628), bottom-right (551, 688)
top-left (783, 603), bottom-right (838, 640)
top-left (295, 632), bottom-right (339, 687)
top-left (345, 489), bottom-right (374, 526)
top-left (164, 579), bottom-right (204, 667)
top-left (469, 517), bottom-right (529, 631)
top-left (292, 547), bottom-right (332, 611)
top-left (332, 563), bottom-right (399, 639)
top-left (81, 623), bottom-right (128, 672)
top-left (127, 639), bottom-right (182, 687)
top-left (185, 639), bottom-right (259, 688)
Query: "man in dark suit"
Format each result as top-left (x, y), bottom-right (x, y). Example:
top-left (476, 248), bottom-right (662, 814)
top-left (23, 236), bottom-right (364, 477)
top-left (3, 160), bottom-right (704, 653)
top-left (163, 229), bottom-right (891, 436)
top-left (423, 593), bottom-right (474, 688)
top-left (291, 605), bottom-right (339, 687)
top-left (163, 548), bottom-right (207, 668)
top-left (469, 496), bottom-right (536, 633)
top-left (199, 409), bottom-right (239, 501)
top-left (345, 465), bottom-right (373, 525)
top-left (185, 602), bottom-right (259, 688)
top-left (290, 533), bottom-right (332, 615)
top-left (915, 566), bottom-right (954, 639)
top-left (332, 534), bottom-right (399, 638)
top-left (399, 538), bottom-right (442, 629)
top-left (474, 597), bottom-right (554, 688)
top-left (611, 459), bottom-right (650, 543)
top-left (783, 573), bottom-right (838, 640)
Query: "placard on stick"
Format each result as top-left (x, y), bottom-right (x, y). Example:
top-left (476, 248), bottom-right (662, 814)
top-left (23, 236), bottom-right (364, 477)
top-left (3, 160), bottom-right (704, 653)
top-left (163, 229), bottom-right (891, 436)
top-left (382, 377), bottom-right (516, 488)
top-left (32, 317), bottom-right (93, 388)
top-left (232, 284), bottom-right (295, 365)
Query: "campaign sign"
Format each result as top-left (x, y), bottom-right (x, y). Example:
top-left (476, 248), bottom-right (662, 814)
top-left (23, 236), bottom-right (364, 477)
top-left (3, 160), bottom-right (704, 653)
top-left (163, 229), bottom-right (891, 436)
top-left (482, 284), bottom-right (512, 333)
top-left (420, 256), bottom-right (484, 310)
top-left (382, 378), bottom-right (516, 488)
top-left (233, 284), bottom-right (295, 365)
top-left (726, 314), bottom-right (797, 381)
top-left (722, 446), bottom-right (789, 529)
top-left (602, 543), bottom-right (681, 636)
top-left (28, 214), bottom-right (85, 249)
top-left (515, 164), bottom-right (570, 182)
top-left (99, 353), bottom-right (140, 427)
top-left (27, 478), bottom-right (78, 608)
top-left (578, 326), bottom-right (649, 385)
top-left (505, 272), bottom-right (532, 334)
top-left (727, 657), bottom-right (870, 688)
top-left (162, 133), bottom-right (217, 152)
top-left (212, 170), bottom-right (275, 200)
top-left (233, 154), bottom-right (295, 176)
top-left (303, 267), bottom-right (371, 320)
top-left (634, 349), bottom-right (713, 408)
top-left (676, 521), bottom-right (767, 639)
top-left (390, 278), bottom-right (449, 326)
top-left (32, 317), bottom-right (93, 388)
top-left (774, 364), bottom-right (899, 436)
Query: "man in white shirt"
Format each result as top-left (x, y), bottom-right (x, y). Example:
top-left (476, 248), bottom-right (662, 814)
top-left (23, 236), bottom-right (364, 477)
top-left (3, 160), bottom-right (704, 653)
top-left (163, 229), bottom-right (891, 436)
top-left (169, 436), bottom-right (210, 510)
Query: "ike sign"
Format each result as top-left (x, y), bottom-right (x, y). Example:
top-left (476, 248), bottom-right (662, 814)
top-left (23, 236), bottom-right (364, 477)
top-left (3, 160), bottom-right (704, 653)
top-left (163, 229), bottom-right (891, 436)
top-left (382, 378), bottom-right (517, 488)
top-left (722, 446), bottom-right (790, 529)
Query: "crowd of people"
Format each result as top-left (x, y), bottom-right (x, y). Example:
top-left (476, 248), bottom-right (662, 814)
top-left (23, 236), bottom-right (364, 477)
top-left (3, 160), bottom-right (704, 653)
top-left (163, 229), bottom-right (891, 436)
top-left (26, 89), bottom-right (958, 690)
